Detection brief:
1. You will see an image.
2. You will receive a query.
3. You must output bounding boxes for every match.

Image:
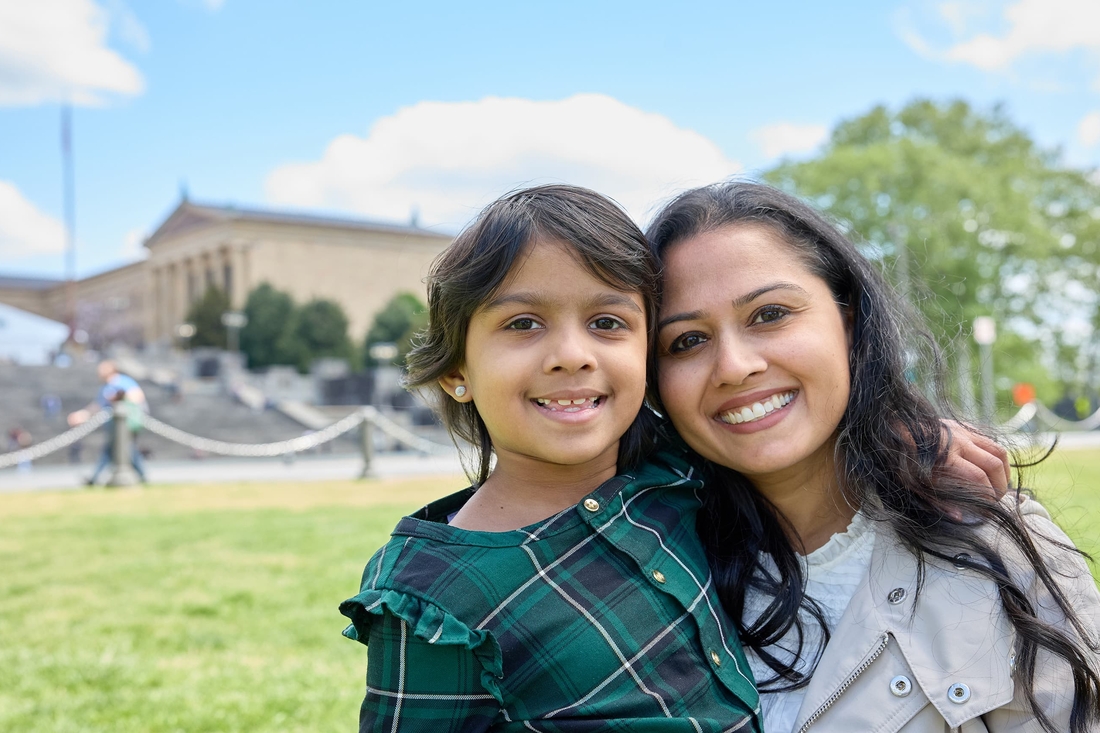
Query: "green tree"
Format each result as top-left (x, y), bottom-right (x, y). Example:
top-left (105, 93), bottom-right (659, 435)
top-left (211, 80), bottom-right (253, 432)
top-left (184, 285), bottom-right (230, 349)
top-left (239, 283), bottom-right (297, 369)
top-left (278, 298), bottom-right (353, 373)
top-left (363, 292), bottom-right (428, 366)
top-left (765, 99), bottom-right (1100, 413)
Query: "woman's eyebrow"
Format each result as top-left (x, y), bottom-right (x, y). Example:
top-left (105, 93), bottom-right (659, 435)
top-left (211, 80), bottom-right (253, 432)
top-left (657, 282), bottom-right (810, 331)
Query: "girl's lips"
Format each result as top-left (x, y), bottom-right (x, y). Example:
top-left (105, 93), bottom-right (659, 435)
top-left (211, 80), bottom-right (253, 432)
top-left (533, 395), bottom-right (604, 413)
top-left (715, 390), bottom-right (798, 426)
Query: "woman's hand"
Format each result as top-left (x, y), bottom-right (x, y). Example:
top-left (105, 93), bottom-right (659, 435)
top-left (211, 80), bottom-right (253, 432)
top-left (940, 419), bottom-right (1011, 496)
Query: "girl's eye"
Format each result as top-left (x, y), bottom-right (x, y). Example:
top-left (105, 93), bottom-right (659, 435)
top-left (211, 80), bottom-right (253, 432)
top-left (752, 306), bottom-right (789, 325)
top-left (667, 332), bottom-right (708, 354)
top-left (506, 317), bottom-right (542, 330)
top-left (590, 316), bottom-right (625, 331)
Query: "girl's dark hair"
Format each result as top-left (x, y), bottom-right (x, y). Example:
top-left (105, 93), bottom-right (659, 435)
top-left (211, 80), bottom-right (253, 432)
top-left (405, 184), bottom-right (661, 485)
top-left (647, 180), bottom-right (1100, 733)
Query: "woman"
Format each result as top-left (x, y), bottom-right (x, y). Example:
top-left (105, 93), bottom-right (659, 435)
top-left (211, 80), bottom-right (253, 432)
top-left (647, 181), bottom-right (1100, 732)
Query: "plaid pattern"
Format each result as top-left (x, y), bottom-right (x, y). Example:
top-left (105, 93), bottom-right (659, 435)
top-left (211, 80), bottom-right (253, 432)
top-left (340, 451), bottom-right (761, 732)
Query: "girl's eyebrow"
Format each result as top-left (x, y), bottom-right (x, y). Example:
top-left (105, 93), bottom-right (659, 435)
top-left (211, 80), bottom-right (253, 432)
top-left (484, 291), bottom-right (643, 314)
top-left (657, 282), bottom-right (809, 331)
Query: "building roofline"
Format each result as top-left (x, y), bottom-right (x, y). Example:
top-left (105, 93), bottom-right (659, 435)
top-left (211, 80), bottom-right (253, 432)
top-left (0, 274), bottom-right (64, 291)
top-left (146, 199), bottom-right (454, 248)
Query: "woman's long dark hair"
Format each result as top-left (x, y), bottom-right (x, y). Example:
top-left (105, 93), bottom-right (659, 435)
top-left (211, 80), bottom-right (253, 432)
top-left (647, 181), bottom-right (1100, 733)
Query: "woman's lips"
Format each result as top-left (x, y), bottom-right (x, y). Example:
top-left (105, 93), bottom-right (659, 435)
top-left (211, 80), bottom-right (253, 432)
top-left (716, 390), bottom-right (797, 425)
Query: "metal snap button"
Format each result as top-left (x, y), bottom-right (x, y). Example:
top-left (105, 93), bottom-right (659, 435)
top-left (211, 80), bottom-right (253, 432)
top-left (887, 587), bottom-right (907, 605)
top-left (890, 675), bottom-right (912, 697)
top-left (953, 552), bottom-right (972, 569)
top-left (583, 498), bottom-right (600, 512)
top-left (948, 682), bottom-right (971, 703)
top-left (1009, 652), bottom-right (1017, 673)
top-left (651, 569), bottom-right (666, 584)
top-left (709, 650), bottom-right (721, 666)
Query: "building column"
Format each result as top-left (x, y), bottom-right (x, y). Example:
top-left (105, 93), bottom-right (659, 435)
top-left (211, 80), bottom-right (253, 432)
top-left (231, 245), bottom-right (250, 309)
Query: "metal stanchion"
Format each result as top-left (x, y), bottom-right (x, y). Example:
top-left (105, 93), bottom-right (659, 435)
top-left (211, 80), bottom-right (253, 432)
top-left (358, 413), bottom-right (375, 479)
top-left (107, 402), bottom-right (141, 487)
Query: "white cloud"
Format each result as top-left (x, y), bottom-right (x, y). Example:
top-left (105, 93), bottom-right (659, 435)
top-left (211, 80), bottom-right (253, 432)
top-left (1079, 111), bottom-right (1100, 147)
top-left (0, 0), bottom-right (144, 106)
top-left (749, 122), bottom-right (829, 159)
top-left (0, 182), bottom-right (67, 260)
top-left (265, 94), bottom-right (740, 229)
top-left (902, 0), bottom-right (1100, 80)
top-left (119, 227), bottom-right (149, 260)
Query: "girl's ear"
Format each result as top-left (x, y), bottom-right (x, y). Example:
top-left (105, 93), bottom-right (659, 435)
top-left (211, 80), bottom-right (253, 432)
top-left (439, 370), bottom-right (471, 402)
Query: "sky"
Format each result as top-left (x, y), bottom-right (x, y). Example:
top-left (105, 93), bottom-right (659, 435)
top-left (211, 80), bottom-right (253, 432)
top-left (1, 0), bottom-right (1099, 280)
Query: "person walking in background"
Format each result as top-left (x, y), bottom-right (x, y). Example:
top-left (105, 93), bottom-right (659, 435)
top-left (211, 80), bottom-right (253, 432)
top-left (67, 359), bottom-right (149, 486)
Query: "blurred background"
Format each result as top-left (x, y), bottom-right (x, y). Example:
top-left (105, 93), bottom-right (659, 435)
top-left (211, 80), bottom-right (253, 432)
top-left (1, 2), bottom-right (1099, 730)
top-left (2, 0), bottom-right (1099, 443)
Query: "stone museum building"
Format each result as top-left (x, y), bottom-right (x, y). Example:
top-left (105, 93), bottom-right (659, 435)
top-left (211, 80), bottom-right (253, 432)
top-left (0, 198), bottom-right (453, 351)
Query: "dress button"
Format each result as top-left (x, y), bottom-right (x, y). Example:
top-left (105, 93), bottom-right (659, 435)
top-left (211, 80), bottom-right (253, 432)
top-left (948, 683), bottom-right (971, 703)
top-left (709, 650), bottom-right (721, 667)
top-left (890, 675), bottom-right (912, 697)
top-left (1009, 652), bottom-right (1017, 673)
top-left (583, 498), bottom-right (600, 512)
top-left (651, 570), bottom-right (666, 584)
top-left (887, 587), bottom-right (907, 605)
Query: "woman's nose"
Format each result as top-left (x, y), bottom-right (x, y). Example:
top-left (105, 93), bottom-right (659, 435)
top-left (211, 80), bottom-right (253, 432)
top-left (545, 325), bottom-right (596, 374)
top-left (710, 335), bottom-right (766, 387)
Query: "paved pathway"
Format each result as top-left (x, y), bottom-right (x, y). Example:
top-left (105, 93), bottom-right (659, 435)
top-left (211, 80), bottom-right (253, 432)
top-left (0, 450), bottom-right (464, 493)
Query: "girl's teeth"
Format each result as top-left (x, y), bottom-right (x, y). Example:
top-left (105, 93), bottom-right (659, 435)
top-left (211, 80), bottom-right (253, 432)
top-left (536, 397), bottom-right (600, 411)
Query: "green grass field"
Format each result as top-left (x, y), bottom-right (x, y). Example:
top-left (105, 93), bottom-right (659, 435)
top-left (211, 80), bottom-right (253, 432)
top-left (1, 450), bottom-right (1097, 732)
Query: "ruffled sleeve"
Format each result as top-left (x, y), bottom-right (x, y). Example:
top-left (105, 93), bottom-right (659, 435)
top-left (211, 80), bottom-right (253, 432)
top-left (341, 587), bottom-right (503, 688)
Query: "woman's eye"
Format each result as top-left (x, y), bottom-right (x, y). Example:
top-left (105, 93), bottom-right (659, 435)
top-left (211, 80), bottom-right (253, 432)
top-left (752, 306), bottom-right (789, 325)
top-left (590, 316), bottom-right (624, 331)
top-left (506, 317), bottom-right (542, 330)
top-left (667, 332), bottom-right (707, 354)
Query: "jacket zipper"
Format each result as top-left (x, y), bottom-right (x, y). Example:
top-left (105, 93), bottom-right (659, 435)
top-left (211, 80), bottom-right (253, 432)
top-left (797, 632), bottom-right (890, 733)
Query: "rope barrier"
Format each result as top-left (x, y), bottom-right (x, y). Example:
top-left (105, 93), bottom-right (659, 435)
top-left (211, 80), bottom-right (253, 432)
top-left (0, 406), bottom-right (452, 469)
top-left (0, 410), bottom-right (111, 469)
top-left (1, 399), bottom-right (1095, 471)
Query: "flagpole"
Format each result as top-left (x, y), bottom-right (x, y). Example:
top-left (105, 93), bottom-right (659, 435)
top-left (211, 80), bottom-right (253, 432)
top-left (61, 104), bottom-right (76, 340)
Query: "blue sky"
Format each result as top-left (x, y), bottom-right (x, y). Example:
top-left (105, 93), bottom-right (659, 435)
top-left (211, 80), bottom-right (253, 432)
top-left (1, 0), bottom-right (1099, 279)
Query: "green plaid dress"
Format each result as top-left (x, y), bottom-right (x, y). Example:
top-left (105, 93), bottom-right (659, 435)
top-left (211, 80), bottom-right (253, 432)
top-left (340, 451), bottom-right (761, 732)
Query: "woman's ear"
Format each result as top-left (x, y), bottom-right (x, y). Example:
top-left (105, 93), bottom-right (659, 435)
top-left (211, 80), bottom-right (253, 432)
top-left (440, 370), bottom-right (471, 402)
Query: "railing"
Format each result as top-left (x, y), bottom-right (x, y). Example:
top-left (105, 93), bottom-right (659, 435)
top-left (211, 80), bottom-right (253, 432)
top-left (2, 400), bottom-right (1097, 480)
top-left (0, 405), bottom-right (453, 480)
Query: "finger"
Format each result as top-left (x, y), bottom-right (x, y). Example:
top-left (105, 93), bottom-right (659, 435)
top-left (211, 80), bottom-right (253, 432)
top-left (952, 427), bottom-right (1010, 487)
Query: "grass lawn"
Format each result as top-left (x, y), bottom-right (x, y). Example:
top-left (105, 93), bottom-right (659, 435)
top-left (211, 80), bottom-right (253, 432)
top-left (0, 449), bottom-right (1097, 732)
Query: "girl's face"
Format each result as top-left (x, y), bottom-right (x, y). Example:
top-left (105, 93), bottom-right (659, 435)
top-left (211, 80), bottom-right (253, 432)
top-left (655, 224), bottom-right (851, 486)
top-left (445, 239), bottom-right (649, 476)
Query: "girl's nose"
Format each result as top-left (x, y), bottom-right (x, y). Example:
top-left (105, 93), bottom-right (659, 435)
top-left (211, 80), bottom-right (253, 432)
top-left (545, 325), bottom-right (597, 374)
top-left (710, 336), bottom-right (766, 387)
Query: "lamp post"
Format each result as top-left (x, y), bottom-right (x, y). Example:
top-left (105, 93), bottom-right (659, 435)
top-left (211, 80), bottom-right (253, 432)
top-left (973, 316), bottom-right (997, 423)
top-left (221, 311), bottom-right (248, 353)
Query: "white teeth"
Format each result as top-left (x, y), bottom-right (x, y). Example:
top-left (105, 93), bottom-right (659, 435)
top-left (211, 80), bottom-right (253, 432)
top-left (718, 391), bottom-right (796, 425)
top-left (536, 396), bottom-right (600, 411)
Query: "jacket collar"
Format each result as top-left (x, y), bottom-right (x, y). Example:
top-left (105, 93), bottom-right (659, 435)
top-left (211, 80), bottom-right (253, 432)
top-left (792, 524), bottom-right (1016, 730)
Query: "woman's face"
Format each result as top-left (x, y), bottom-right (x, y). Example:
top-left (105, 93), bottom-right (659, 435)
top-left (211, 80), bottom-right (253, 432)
top-left (656, 224), bottom-right (852, 486)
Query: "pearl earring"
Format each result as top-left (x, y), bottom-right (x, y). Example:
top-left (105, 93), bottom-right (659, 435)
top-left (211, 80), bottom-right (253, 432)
top-left (455, 385), bottom-right (467, 398)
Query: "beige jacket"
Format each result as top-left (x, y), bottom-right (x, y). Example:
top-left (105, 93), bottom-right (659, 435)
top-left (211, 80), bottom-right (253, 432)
top-left (790, 498), bottom-right (1100, 732)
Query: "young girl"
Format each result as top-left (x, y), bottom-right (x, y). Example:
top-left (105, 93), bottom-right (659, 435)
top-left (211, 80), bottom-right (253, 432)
top-left (340, 185), bottom-right (762, 731)
top-left (648, 181), bottom-right (1100, 732)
